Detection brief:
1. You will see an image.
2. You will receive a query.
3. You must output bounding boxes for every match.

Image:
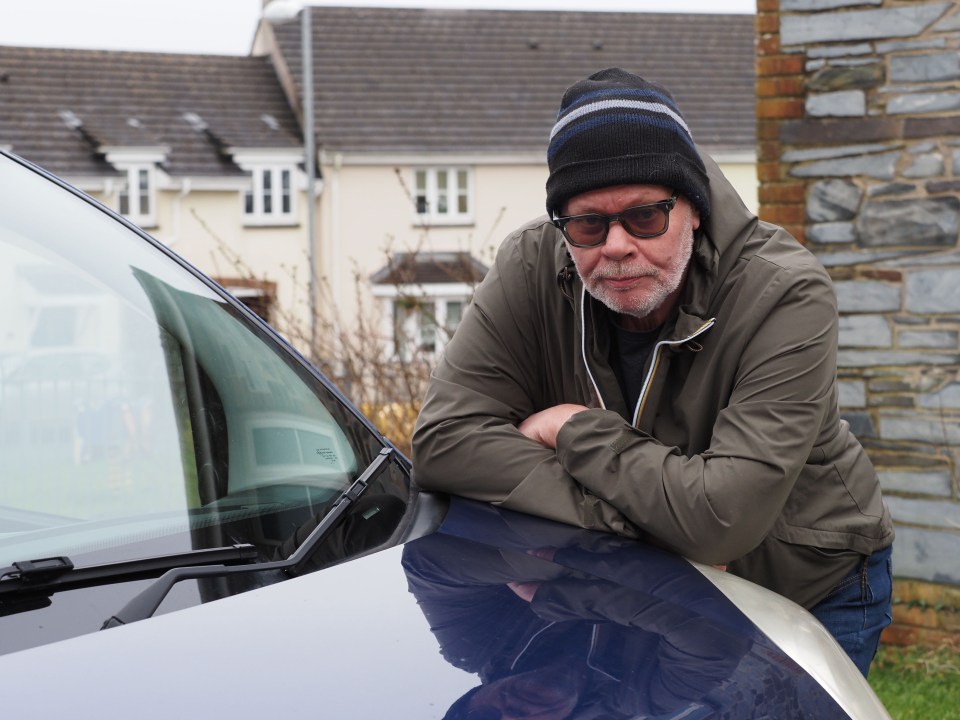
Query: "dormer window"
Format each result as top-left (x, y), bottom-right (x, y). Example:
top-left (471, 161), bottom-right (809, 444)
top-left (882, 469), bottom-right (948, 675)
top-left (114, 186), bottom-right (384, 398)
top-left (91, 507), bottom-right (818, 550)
top-left (118, 166), bottom-right (154, 224)
top-left (101, 147), bottom-right (167, 229)
top-left (243, 166), bottom-right (295, 223)
top-left (230, 150), bottom-right (304, 228)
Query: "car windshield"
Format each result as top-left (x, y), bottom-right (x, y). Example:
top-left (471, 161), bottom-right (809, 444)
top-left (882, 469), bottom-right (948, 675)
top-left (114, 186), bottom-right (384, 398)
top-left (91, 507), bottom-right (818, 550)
top-left (0, 154), bottom-right (408, 572)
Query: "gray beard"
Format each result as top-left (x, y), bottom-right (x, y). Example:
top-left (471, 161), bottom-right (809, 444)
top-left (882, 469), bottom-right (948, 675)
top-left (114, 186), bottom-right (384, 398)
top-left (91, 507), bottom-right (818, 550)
top-left (573, 214), bottom-right (695, 321)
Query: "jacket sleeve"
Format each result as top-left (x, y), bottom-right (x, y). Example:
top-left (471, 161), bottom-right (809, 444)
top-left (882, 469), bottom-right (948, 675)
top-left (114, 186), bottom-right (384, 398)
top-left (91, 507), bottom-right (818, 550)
top-left (549, 249), bottom-right (839, 564)
top-left (412, 226), bottom-right (640, 538)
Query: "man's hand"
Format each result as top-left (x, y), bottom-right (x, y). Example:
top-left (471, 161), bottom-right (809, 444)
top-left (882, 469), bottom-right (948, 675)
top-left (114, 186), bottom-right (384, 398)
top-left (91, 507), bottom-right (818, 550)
top-left (506, 581), bottom-right (540, 602)
top-left (517, 404), bottom-right (589, 449)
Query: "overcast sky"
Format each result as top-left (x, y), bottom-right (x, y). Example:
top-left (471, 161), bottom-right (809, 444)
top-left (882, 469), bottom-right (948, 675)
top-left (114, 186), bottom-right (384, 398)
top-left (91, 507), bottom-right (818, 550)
top-left (0, 0), bottom-right (755, 55)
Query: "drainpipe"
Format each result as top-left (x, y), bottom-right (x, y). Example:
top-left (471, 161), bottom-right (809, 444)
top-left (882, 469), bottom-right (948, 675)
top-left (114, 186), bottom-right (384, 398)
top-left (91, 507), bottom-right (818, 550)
top-left (169, 178), bottom-right (192, 248)
top-left (302, 4), bottom-right (318, 358)
top-left (331, 151), bottom-right (343, 326)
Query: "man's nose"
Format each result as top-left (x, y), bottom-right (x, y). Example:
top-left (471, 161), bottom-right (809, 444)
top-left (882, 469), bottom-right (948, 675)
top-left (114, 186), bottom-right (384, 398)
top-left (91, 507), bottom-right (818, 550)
top-left (600, 220), bottom-right (636, 259)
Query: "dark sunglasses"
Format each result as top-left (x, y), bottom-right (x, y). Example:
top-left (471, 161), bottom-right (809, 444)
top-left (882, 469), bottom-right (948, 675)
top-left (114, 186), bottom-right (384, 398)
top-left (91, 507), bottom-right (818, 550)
top-left (552, 194), bottom-right (678, 248)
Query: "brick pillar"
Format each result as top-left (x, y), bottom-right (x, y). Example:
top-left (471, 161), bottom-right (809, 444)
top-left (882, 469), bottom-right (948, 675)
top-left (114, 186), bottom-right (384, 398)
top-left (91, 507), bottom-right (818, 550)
top-left (755, 0), bottom-right (808, 243)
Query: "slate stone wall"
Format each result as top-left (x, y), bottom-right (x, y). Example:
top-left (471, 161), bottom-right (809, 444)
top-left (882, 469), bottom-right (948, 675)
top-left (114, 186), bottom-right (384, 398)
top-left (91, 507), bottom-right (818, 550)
top-left (756, 0), bottom-right (960, 587)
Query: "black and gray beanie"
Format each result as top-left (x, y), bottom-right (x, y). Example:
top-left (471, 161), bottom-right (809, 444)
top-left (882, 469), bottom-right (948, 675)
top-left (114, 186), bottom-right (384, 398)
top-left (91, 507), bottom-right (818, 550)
top-left (546, 67), bottom-right (710, 221)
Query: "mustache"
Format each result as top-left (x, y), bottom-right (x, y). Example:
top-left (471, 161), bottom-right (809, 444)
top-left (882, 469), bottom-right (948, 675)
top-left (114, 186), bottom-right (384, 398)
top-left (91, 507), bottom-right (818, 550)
top-left (591, 263), bottom-right (658, 279)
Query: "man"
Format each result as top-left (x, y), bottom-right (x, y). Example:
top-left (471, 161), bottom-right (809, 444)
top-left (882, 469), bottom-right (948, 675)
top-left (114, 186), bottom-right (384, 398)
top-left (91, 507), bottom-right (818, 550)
top-left (413, 68), bottom-right (894, 675)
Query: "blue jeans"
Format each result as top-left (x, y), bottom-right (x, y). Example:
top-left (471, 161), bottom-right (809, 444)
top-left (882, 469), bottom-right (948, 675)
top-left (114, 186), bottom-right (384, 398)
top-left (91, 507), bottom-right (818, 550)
top-left (809, 544), bottom-right (893, 677)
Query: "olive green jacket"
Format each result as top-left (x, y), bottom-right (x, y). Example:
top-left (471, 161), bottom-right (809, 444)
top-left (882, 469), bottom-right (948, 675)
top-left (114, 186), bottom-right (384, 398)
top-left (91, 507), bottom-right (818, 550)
top-left (412, 154), bottom-right (893, 608)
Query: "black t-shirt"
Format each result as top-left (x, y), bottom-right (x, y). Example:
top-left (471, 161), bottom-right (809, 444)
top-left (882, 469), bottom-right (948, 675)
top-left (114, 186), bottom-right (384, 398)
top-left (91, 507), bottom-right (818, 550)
top-left (609, 321), bottom-right (660, 417)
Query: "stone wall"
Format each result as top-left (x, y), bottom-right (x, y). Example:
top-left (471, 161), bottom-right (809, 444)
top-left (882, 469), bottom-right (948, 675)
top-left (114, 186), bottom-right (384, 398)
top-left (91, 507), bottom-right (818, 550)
top-left (756, 0), bottom-right (960, 588)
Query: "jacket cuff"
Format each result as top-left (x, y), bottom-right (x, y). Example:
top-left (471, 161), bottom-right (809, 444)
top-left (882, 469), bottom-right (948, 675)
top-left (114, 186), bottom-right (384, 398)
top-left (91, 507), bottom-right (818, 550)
top-left (555, 408), bottom-right (634, 470)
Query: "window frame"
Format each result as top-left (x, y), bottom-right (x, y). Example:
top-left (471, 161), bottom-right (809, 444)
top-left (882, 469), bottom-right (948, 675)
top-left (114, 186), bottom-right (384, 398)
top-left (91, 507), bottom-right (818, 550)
top-left (373, 284), bottom-right (473, 362)
top-left (242, 165), bottom-right (297, 226)
top-left (412, 166), bottom-right (473, 226)
top-left (117, 165), bottom-right (157, 228)
top-left (101, 147), bottom-right (167, 229)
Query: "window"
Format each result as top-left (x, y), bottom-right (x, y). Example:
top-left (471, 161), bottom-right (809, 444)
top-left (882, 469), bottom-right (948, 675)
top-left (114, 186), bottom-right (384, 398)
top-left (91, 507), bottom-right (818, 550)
top-left (414, 167), bottom-right (472, 224)
top-left (244, 166), bottom-right (295, 224)
top-left (103, 149), bottom-right (165, 228)
top-left (370, 252), bottom-right (486, 362)
top-left (392, 297), bottom-right (466, 360)
top-left (118, 166), bottom-right (155, 226)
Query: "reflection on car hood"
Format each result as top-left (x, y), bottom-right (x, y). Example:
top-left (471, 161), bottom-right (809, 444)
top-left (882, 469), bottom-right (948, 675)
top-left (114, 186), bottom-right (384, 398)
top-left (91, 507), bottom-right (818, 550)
top-left (0, 498), bottom-right (868, 719)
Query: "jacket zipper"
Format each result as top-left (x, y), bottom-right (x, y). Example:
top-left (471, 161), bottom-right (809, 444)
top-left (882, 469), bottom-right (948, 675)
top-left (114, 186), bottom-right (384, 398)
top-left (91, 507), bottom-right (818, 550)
top-left (631, 318), bottom-right (715, 426)
top-left (579, 286), bottom-right (716, 425)
top-left (580, 286), bottom-right (607, 410)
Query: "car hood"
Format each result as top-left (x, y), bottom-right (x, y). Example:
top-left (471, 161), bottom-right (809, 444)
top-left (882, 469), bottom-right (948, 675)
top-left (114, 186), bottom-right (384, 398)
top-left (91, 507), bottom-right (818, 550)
top-left (0, 498), bottom-right (883, 719)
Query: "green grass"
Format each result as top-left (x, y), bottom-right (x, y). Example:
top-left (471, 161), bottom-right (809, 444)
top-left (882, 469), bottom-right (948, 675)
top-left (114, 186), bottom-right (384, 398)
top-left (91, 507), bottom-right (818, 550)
top-left (870, 642), bottom-right (960, 719)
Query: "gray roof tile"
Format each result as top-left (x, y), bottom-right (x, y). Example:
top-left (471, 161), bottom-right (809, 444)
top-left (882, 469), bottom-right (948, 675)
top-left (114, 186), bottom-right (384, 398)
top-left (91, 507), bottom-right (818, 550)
top-left (0, 46), bottom-right (302, 177)
top-left (271, 7), bottom-right (756, 155)
top-left (370, 251), bottom-right (489, 285)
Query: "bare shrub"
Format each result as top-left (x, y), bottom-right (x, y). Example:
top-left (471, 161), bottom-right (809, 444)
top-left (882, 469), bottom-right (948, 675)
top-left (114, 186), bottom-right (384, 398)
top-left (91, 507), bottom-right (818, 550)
top-left (191, 202), bottom-right (500, 457)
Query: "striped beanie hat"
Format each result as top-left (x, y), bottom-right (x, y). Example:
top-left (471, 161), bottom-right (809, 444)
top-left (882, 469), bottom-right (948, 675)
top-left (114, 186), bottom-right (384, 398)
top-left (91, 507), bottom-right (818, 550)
top-left (546, 67), bottom-right (710, 221)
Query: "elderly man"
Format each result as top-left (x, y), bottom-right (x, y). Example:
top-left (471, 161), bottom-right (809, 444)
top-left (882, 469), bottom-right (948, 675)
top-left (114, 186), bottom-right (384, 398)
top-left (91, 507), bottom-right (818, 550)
top-left (413, 68), bottom-right (894, 675)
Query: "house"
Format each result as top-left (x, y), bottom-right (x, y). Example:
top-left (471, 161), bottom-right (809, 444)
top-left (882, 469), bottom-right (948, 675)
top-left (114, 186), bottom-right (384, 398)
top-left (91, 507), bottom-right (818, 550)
top-left (255, 6), bottom-right (757, 359)
top-left (0, 45), bottom-right (309, 333)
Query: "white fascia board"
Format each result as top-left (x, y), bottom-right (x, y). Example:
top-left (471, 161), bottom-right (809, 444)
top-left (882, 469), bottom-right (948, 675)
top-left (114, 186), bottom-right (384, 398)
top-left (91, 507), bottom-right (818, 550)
top-left (227, 147), bottom-right (305, 167)
top-left (321, 149), bottom-right (755, 166)
top-left (226, 287), bottom-right (267, 298)
top-left (154, 166), bottom-right (174, 189)
top-left (165, 176), bottom-right (251, 192)
top-left (322, 151), bottom-right (546, 167)
top-left (371, 282), bottom-right (475, 298)
top-left (72, 175), bottom-right (253, 194)
top-left (67, 176), bottom-right (120, 193)
top-left (101, 146), bottom-right (171, 165)
top-left (703, 149), bottom-right (757, 164)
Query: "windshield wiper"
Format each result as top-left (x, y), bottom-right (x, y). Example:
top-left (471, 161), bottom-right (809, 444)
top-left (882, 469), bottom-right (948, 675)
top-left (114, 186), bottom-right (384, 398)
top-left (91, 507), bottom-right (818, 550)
top-left (101, 446), bottom-right (395, 629)
top-left (0, 544), bottom-right (258, 617)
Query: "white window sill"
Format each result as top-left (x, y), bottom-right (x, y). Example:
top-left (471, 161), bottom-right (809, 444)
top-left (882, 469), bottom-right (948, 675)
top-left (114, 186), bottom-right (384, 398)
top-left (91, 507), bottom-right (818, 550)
top-left (413, 217), bottom-right (475, 228)
top-left (242, 217), bottom-right (299, 228)
top-left (123, 217), bottom-right (157, 230)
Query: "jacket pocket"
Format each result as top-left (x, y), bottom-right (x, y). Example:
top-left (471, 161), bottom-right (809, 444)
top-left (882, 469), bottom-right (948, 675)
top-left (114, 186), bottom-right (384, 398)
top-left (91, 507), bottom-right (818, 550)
top-left (773, 456), bottom-right (888, 554)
